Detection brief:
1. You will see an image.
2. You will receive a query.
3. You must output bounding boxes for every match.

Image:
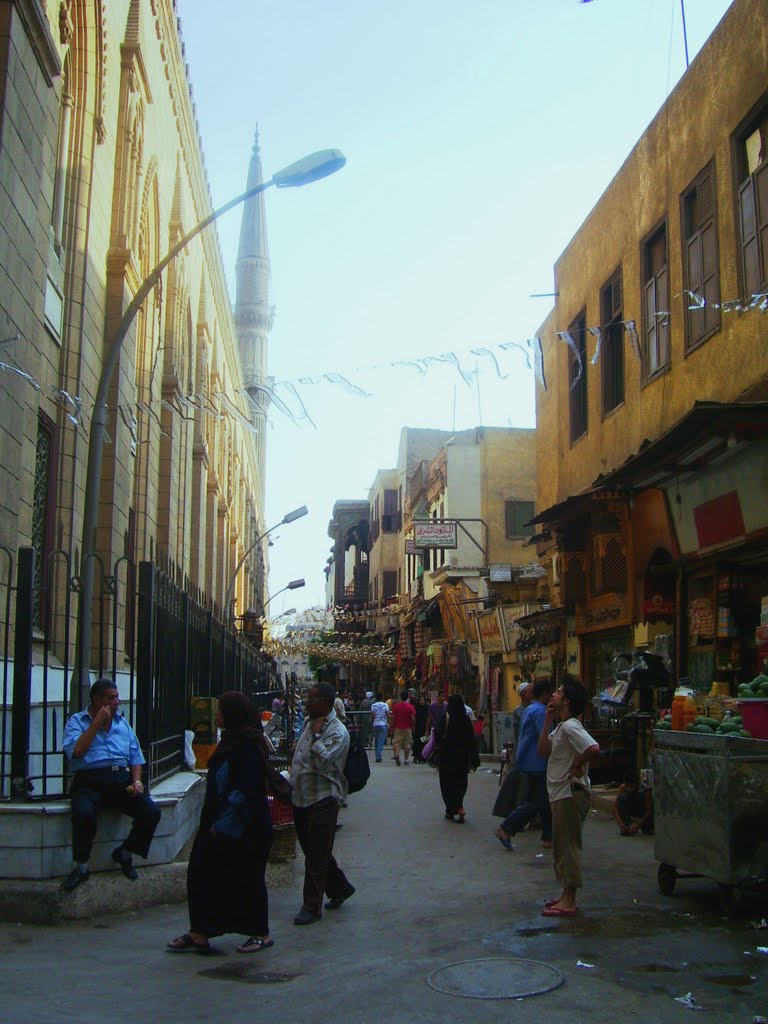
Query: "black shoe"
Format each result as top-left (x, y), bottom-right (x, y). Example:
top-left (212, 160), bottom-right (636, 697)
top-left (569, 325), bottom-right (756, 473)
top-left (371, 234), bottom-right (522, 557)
top-left (61, 866), bottom-right (89, 892)
top-left (112, 846), bottom-right (138, 880)
top-left (293, 909), bottom-right (321, 926)
top-left (335, 823), bottom-right (343, 831)
top-left (325, 883), bottom-right (356, 910)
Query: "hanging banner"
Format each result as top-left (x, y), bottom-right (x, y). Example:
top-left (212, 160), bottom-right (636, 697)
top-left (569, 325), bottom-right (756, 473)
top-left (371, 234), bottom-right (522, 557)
top-left (474, 607), bottom-right (506, 653)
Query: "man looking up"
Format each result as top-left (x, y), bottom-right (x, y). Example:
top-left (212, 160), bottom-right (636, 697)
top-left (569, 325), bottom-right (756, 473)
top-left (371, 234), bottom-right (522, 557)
top-left (61, 678), bottom-right (161, 891)
top-left (290, 683), bottom-right (354, 925)
top-left (537, 675), bottom-right (599, 917)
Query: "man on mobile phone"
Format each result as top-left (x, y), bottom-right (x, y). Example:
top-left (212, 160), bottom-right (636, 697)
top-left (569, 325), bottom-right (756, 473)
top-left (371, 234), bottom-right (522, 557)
top-left (289, 682), bottom-right (354, 925)
top-left (61, 678), bottom-right (160, 892)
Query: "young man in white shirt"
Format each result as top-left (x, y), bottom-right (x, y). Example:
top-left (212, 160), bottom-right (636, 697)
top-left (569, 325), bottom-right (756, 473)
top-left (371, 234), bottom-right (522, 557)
top-left (537, 675), bottom-right (599, 918)
top-left (370, 692), bottom-right (390, 763)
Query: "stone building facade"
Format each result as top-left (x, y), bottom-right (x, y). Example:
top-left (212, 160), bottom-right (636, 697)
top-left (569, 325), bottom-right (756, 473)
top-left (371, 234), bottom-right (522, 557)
top-left (0, 0), bottom-right (270, 658)
top-left (532, 0), bottom-right (768, 695)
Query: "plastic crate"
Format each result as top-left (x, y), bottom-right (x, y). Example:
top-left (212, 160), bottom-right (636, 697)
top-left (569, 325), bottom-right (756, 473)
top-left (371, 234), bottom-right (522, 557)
top-left (267, 795), bottom-right (293, 825)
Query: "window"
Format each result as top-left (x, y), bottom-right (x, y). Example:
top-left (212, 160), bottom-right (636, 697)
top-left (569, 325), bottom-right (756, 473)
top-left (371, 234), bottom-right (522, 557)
top-left (382, 489), bottom-right (400, 532)
top-left (681, 162), bottom-right (720, 350)
top-left (601, 270), bottom-right (624, 415)
top-left (505, 499), bottom-right (535, 539)
top-left (736, 106), bottom-right (768, 297)
top-left (642, 222), bottom-right (669, 378)
top-left (383, 571), bottom-right (397, 601)
top-left (568, 311), bottom-right (587, 443)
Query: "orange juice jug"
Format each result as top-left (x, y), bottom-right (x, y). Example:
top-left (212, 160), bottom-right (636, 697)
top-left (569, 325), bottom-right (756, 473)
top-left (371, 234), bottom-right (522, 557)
top-left (671, 693), bottom-right (686, 730)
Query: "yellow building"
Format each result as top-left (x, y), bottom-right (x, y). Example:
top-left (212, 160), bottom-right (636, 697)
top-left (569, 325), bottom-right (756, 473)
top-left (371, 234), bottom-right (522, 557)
top-left (0, 0), bottom-right (269, 660)
top-left (533, 0), bottom-right (768, 696)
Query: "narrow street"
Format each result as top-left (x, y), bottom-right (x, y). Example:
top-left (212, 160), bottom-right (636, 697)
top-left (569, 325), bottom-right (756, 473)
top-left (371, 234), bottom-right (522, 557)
top-left (3, 757), bottom-right (767, 1023)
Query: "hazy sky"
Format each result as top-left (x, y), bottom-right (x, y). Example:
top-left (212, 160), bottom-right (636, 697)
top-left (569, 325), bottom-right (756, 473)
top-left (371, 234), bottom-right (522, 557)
top-left (176, 0), bottom-right (733, 615)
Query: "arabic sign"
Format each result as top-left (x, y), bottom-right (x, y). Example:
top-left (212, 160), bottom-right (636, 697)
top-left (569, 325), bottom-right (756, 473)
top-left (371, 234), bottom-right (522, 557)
top-left (413, 520), bottom-right (458, 549)
top-left (474, 608), bottom-right (506, 653)
top-left (489, 563), bottom-right (512, 582)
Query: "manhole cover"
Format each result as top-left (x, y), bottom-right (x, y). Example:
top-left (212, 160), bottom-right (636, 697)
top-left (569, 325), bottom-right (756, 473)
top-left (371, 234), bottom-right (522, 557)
top-left (426, 957), bottom-right (564, 1000)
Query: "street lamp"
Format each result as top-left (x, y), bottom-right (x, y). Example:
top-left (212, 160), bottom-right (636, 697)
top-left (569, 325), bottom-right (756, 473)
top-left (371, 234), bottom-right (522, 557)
top-left (263, 578), bottom-right (305, 613)
top-left (75, 149), bottom-right (344, 692)
top-left (224, 508), bottom-right (308, 622)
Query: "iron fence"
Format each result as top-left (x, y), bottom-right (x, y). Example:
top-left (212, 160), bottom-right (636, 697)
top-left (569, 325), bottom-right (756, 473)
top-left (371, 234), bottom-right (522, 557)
top-left (0, 547), bottom-right (271, 800)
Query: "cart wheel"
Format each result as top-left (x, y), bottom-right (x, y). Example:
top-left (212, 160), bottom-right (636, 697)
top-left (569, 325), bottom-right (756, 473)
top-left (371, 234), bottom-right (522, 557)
top-left (658, 863), bottom-right (677, 896)
top-left (718, 884), bottom-right (743, 915)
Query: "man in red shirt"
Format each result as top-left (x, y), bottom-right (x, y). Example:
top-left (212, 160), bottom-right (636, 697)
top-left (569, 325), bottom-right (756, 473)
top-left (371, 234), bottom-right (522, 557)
top-left (391, 690), bottom-right (416, 766)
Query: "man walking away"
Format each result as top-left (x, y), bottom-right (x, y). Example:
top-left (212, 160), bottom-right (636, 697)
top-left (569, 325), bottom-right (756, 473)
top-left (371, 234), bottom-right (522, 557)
top-left (290, 683), bottom-right (354, 925)
top-left (537, 675), bottom-right (599, 918)
top-left (391, 690), bottom-right (416, 766)
top-left (370, 692), bottom-right (390, 763)
top-left (494, 679), bottom-right (552, 851)
top-left (61, 678), bottom-right (161, 891)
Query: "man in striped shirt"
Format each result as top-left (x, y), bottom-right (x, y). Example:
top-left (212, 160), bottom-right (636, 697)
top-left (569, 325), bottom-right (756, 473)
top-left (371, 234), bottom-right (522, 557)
top-left (290, 682), bottom-right (355, 925)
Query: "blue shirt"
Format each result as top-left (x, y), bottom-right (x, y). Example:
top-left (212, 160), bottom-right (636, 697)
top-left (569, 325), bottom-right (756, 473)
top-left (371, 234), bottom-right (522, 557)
top-left (515, 701), bottom-right (548, 773)
top-left (62, 709), bottom-right (145, 773)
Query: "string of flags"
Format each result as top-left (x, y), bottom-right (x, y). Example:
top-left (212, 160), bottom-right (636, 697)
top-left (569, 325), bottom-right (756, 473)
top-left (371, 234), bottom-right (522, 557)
top-left (1, 288), bottom-right (766, 433)
top-left (262, 633), bottom-right (398, 668)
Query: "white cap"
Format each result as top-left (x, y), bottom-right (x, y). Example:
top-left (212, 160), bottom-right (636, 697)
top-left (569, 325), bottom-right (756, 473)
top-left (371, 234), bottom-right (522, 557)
top-left (517, 681), bottom-right (531, 695)
top-left (365, 691), bottom-right (373, 698)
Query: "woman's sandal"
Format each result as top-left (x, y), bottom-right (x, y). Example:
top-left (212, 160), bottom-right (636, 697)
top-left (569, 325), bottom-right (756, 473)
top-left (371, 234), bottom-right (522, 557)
top-left (236, 936), bottom-right (274, 954)
top-left (444, 811), bottom-right (455, 820)
top-left (456, 810), bottom-right (466, 824)
top-left (166, 933), bottom-right (211, 954)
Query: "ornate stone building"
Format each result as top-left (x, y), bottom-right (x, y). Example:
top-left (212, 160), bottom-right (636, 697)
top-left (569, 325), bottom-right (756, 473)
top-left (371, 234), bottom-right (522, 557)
top-left (0, 0), bottom-right (270, 658)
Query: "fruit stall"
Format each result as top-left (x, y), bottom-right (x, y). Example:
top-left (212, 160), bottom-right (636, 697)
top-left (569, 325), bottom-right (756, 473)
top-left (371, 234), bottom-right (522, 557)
top-left (653, 728), bottom-right (768, 911)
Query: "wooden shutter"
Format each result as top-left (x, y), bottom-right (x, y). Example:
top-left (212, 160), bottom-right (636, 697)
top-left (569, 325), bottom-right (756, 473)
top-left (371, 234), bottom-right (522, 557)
top-left (739, 176), bottom-right (760, 296)
top-left (644, 276), bottom-right (658, 375)
top-left (757, 162), bottom-right (768, 290)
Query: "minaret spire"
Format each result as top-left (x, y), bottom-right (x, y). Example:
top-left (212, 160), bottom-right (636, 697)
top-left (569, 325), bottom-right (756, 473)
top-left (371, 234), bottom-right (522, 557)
top-left (234, 125), bottom-right (273, 521)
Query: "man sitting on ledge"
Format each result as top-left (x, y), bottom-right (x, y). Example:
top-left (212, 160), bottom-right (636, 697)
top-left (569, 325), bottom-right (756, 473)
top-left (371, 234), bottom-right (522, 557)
top-left (61, 678), bottom-right (161, 892)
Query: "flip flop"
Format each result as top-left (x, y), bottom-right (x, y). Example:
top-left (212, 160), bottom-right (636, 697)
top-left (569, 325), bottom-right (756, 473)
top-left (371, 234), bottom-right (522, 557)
top-left (236, 937), bottom-right (274, 954)
top-left (543, 898), bottom-right (559, 907)
top-left (166, 933), bottom-right (212, 953)
top-left (541, 906), bottom-right (578, 917)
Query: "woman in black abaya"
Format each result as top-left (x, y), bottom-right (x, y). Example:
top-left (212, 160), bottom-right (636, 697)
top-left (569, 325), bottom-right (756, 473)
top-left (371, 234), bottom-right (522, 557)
top-left (167, 692), bottom-right (274, 954)
top-left (436, 694), bottom-right (480, 823)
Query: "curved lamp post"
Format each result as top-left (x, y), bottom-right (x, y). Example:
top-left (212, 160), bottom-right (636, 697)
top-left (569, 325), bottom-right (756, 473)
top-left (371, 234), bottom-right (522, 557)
top-left (224, 507), bottom-right (308, 622)
top-left (263, 578), bottom-right (305, 614)
top-left (76, 150), bottom-right (344, 690)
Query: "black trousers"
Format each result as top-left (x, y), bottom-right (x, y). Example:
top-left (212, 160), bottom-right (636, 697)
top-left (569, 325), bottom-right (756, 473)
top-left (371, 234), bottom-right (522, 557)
top-left (70, 768), bottom-right (161, 863)
top-left (293, 797), bottom-right (351, 916)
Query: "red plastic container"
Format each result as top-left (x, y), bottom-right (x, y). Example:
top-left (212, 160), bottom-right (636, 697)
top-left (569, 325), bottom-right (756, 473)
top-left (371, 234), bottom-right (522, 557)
top-left (267, 795), bottom-right (294, 825)
top-left (737, 699), bottom-right (768, 740)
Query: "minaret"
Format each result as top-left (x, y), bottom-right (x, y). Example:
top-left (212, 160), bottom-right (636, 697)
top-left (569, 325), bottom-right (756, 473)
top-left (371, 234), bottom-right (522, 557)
top-left (234, 126), bottom-right (274, 508)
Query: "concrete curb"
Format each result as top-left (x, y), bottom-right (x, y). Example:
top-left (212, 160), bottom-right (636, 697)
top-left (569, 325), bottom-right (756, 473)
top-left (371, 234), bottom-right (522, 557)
top-left (0, 843), bottom-right (298, 924)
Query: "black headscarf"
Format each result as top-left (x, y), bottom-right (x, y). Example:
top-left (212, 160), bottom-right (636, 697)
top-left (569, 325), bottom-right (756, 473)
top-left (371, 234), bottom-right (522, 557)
top-left (207, 691), bottom-right (268, 772)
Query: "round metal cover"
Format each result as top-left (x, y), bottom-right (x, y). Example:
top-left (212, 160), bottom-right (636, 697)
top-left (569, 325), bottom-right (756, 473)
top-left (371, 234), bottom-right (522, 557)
top-left (426, 957), bottom-right (565, 1000)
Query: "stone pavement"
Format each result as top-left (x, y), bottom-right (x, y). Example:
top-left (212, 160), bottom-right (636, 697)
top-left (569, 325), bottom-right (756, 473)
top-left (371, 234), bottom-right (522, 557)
top-left (3, 756), bottom-right (767, 1023)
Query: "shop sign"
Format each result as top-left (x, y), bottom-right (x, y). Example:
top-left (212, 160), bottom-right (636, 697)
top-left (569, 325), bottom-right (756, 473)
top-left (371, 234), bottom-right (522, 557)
top-left (413, 520), bottom-right (458, 549)
top-left (576, 596), bottom-right (631, 634)
top-left (665, 439), bottom-right (768, 555)
top-left (474, 607), bottom-right (506, 653)
top-left (643, 594), bottom-right (675, 617)
top-left (489, 563), bottom-right (512, 582)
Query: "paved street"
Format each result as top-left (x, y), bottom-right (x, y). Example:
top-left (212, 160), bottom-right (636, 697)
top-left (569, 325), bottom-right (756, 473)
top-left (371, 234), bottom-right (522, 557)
top-left (3, 755), bottom-right (768, 1023)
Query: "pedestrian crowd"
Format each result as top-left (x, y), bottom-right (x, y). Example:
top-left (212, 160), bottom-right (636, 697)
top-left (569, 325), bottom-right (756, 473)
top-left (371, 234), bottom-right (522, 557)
top-left (59, 672), bottom-right (605, 954)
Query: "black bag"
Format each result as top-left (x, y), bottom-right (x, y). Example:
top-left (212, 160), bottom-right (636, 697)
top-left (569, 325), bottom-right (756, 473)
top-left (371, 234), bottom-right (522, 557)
top-left (344, 734), bottom-right (371, 793)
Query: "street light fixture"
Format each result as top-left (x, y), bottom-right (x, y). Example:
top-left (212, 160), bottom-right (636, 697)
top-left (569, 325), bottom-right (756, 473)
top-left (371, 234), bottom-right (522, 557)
top-left (263, 578), bottom-right (305, 613)
top-left (75, 149), bottom-right (344, 691)
top-left (224, 508), bottom-right (308, 622)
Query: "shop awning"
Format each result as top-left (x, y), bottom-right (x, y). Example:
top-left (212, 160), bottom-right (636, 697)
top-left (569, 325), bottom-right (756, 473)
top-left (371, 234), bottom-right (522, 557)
top-left (515, 605), bottom-right (568, 628)
top-left (599, 401), bottom-right (768, 491)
